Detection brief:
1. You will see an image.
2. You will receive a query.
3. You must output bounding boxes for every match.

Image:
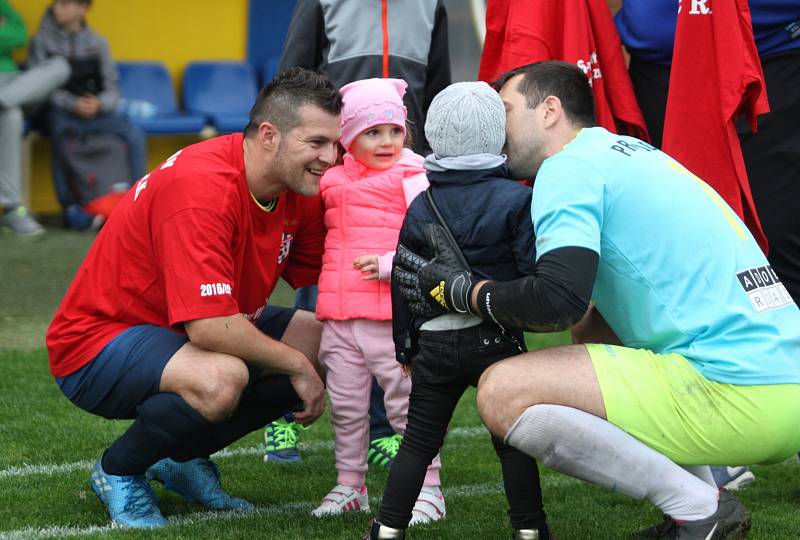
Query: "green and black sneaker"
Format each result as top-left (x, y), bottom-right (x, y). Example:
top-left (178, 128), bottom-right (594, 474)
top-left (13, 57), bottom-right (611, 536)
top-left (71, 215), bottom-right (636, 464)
top-left (264, 417), bottom-right (304, 463)
top-left (368, 433), bottom-right (402, 468)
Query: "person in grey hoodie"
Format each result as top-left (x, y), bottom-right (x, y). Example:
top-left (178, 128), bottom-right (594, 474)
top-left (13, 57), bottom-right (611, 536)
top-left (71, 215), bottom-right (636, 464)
top-left (279, 0), bottom-right (451, 157)
top-left (28, 0), bottom-right (146, 230)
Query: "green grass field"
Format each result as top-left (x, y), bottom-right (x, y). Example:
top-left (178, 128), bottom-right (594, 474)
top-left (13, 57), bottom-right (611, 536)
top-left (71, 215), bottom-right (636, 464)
top-left (1, 228), bottom-right (798, 539)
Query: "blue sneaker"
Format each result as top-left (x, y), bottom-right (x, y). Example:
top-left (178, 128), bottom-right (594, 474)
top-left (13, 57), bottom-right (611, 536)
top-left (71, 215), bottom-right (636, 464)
top-left (89, 459), bottom-right (167, 529)
top-left (710, 466), bottom-right (755, 491)
top-left (146, 458), bottom-right (254, 511)
top-left (263, 417), bottom-right (303, 463)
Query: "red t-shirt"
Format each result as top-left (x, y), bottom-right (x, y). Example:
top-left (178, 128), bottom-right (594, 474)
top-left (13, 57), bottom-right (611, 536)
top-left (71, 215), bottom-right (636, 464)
top-left (662, 0), bottom-right (769, 253)
top-left (46, 134), bottom-right (325, 377)
top-left (478, 0), bottom-right (649, 140)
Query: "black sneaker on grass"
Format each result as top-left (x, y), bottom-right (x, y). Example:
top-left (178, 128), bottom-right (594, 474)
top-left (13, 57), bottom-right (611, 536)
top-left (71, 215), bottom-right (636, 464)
top-left (633, 491), bottom-right (750, 539)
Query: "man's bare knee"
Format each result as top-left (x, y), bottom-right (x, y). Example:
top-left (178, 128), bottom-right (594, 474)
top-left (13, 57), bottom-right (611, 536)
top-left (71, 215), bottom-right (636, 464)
top-left (282, 309), bottom-right (322, 363)
top-left (476, 371), bottom-right (504, 437)
top-left (479, 346), bottom-right (607, 433)
top-left (162, 347), bottom-right (249, 422)
top-left (198, 358), bottom-right (249, 421)
top-left (477, 360), bottom-right (531, 438)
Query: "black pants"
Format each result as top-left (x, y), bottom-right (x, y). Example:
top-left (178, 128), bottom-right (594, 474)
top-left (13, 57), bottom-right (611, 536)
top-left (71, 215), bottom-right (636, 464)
top-left (629, 51), bottom-right (800, 304)
top-left (378, 322), bottom-right (547, 530)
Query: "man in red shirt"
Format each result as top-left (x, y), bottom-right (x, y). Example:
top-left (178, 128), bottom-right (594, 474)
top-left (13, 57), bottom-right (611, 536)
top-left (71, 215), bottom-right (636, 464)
top-left (45, 67), bottom-right (342, 529)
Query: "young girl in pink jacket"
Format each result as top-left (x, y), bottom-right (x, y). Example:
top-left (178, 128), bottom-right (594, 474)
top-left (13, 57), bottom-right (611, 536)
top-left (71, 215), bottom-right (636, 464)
top-left (311, 78), bottom-right (444, 524)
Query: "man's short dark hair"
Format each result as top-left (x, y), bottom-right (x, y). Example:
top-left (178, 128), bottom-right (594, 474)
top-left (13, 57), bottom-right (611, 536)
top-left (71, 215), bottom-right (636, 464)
top-left (245, 67), bottom-right (343, 137)
top-left (495, 61), bottom-right (596, 128)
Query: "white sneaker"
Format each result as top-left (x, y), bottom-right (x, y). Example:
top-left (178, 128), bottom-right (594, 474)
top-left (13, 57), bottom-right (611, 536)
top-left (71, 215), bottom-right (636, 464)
top-left (311, 484), bottom-right (369, 516)
top-left (409, 486), bottom-right (446, 526)
top-left (2, 206), bottom-right (45, 237)
top-left (710, 465), bottom-right (756, 491)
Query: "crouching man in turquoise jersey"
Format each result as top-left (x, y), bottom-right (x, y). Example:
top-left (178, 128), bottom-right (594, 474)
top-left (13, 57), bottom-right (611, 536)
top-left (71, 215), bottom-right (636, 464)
top-left (393, 61), bottom-right (800, 540)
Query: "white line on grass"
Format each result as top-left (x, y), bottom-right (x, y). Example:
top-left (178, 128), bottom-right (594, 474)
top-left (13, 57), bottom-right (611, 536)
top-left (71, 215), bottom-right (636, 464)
top-left (0, 478), bottom-right (580, 540)
top-left (0, 426), bottom-right (488, 480)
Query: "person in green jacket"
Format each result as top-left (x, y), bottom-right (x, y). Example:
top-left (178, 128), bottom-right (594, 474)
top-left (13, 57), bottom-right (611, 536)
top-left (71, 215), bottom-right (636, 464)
top-left (0, 0), bottom-right (69, 236)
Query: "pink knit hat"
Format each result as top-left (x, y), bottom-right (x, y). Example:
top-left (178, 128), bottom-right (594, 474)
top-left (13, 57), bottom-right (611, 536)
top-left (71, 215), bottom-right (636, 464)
top-left (339, 78), bottom-right (408, 150)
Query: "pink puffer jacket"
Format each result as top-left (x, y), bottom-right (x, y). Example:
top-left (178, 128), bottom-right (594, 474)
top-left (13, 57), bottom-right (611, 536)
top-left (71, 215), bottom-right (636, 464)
top-left (316, 149), bottom-right (425, 321)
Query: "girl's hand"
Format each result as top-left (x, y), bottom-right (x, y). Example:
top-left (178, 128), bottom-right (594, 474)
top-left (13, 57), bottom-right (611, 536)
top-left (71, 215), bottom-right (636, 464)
top-left (400, 363), bottom-right (411, 378)
top-left (353, 255), bottom-right (379, 280)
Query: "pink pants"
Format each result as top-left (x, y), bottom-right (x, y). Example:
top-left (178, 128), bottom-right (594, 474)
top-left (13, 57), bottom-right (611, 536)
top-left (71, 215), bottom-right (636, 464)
top-left (319, 319), bottom-right (441, 487)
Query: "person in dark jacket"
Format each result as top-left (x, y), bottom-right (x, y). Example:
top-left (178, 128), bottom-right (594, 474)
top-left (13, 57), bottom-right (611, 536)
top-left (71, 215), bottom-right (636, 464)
top-left (269, 0), bottom-right (453, 466)
top-left (364, 82), bottom-right (552, 540)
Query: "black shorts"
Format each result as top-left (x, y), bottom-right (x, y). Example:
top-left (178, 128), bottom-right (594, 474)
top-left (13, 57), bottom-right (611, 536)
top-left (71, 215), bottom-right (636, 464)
top-left (55, 305), bottom-right (296, 419)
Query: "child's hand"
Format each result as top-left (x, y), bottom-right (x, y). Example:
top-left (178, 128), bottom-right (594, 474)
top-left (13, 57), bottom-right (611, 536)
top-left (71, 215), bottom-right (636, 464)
top-left (400, 364), bottom-right (411, 378)
top-left (353, 255), bottom-right (379, 280)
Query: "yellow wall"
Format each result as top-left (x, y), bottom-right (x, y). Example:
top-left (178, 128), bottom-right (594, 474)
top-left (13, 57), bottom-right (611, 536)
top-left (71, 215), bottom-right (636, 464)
top-left (13, 0), bottom-right (248, 213)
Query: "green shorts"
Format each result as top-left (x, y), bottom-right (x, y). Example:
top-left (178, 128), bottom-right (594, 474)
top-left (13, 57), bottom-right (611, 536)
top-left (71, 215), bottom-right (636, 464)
top-left (587, 343), bottom-right (800, 465)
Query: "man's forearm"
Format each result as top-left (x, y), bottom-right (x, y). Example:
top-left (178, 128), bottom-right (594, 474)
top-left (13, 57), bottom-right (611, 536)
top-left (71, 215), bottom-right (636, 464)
top-left (471, 276), bottom-right (583, 333)
top-left (468, 247), bottom-right (598, 333)
top-left (185, 314), bottom-right (309, 376)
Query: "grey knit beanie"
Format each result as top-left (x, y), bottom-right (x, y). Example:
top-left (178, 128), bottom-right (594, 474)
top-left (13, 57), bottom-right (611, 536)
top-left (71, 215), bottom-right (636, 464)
top-left (425, 81), bottom-right (506, 157)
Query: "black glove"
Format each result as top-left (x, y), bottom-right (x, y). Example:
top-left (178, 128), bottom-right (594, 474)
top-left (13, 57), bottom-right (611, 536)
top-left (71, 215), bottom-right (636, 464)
top-left (393, 243), bottom-right (445, 317)
top-left (417, 223), bottom-right (477, 314)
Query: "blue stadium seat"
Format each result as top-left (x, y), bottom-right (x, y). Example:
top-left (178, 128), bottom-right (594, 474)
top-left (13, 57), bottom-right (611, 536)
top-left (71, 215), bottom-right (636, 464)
top-left (183, 62), bottom-right (258, 133)
top-left (117, 62), bottom-right (206, 134)
top-left (248, 0), bottom-right (295, 86)
top-left (262, 55), bottom-right (281, 85)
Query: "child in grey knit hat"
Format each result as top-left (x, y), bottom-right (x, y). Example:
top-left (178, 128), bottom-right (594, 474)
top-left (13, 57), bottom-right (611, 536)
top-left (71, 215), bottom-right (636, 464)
top-left (366, 82), bottom-right (553, 540)
top-left (424, 80), bottom-right (506, 160)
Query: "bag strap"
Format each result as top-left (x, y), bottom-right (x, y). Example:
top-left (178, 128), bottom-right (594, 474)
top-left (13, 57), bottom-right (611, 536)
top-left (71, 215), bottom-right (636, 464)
top-left (425, 188), bottom-right (471, 272)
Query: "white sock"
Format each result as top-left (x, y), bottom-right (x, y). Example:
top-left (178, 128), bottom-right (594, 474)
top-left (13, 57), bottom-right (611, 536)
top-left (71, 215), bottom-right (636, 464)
top-left (683, 465), bottom-right (716, 487)
top-left (505, 404), bottom-right (719, 521)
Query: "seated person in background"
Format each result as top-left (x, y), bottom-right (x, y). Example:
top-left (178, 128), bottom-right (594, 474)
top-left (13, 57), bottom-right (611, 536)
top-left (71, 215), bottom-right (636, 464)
top-left (366, 82), bottom-right (552, 540)
top-left (0, 0), bottom-right (69, 236)
top-left (27, 0), bottom-right (146, 230)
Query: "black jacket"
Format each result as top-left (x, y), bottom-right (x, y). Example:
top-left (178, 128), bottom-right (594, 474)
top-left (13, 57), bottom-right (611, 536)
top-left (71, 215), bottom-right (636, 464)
top-left (392, 165), bottom-right (537, 363)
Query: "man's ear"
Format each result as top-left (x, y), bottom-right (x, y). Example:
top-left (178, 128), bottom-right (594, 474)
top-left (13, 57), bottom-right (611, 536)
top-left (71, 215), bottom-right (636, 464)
top-left (541, 95), bottom-right (563, 128)
top-left (258, 121), bottom-right (281, 151)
